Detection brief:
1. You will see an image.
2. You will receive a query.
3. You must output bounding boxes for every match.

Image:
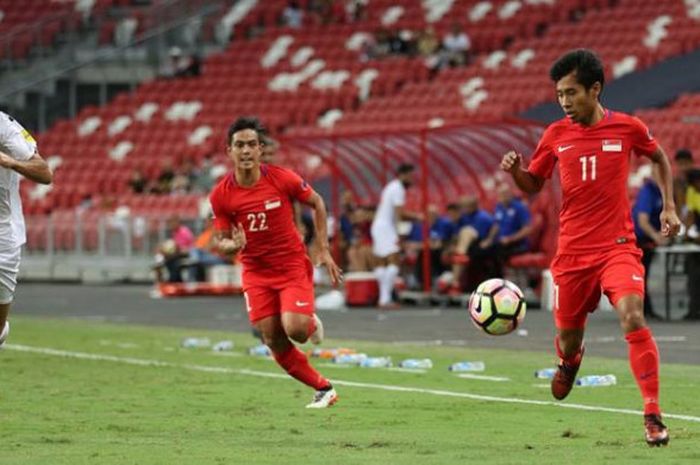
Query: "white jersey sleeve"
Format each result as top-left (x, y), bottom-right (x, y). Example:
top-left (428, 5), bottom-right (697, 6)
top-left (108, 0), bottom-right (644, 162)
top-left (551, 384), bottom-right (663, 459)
top-left (0, 112), bottom-right (37, 161)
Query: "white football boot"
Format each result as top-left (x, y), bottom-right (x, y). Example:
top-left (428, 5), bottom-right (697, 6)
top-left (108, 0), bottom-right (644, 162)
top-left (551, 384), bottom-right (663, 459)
top-left (305, 386), bottom-right (338, 409)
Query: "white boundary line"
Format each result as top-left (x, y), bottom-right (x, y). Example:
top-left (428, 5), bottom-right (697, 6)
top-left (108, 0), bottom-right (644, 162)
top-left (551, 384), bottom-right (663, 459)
top-left (6, 344), bottom-right (700, 424)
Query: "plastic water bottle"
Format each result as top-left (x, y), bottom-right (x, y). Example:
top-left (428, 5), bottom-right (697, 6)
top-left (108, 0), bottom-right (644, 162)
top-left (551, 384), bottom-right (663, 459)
top-left (212, 340), bottom-right (234, 352)
top-left (448, 361), bottom-right (485, 372)
top-left (399, 358), bottom-right (433, 369)
top-left (181, 337), bottom-right (211, 349)
top-left (575, 374), bottom-right (617, 387)
top-left (360, 357), bottom-right (393, 368)
top-left (534, 368), bottom-right (557, 379)
top-left (334, 353), bottom-right (368, 365)
top-left (248, 344), bottom-right (271, 356)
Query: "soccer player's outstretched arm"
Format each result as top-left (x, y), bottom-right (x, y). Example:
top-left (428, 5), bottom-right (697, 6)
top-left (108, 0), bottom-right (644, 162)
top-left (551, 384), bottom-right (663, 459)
top-left (304, 191), bottom-right (343, 285)
top-left (500, 150), bottom-right (545, 194)
top-left (0, 150), bottom-right (52, 184)
top-left (648, 147), bottom-right (681, 237)
top-left (216, 223), bottom-right (246, 255)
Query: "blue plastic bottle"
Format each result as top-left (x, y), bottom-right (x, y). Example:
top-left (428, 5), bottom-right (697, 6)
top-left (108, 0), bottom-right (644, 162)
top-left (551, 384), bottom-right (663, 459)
top-left (360, 357), bottom-right (393, 368)
top-left (399, 359), bottom-right (433, 369)
top-left (534, 368), bottom-right (557, 379)
top-left (575, 374), bottom-right (617, 386)
top-left (448, 361), bottom-right (485, 372)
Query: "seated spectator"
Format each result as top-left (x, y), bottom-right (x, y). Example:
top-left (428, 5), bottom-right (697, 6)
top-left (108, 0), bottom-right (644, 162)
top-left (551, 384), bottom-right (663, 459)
top-left (441, 23), bottom-right (471, 67)
top-left (632, 171), bottom-right (667, 320)
top-left (494, 184), bottom-right (532, 259)
top-left (683, 168), bottom-right (700, 320)
top-left (346, 205), bottom-right (374, 272)
top-left (128, 169), bottom-right (148, 194)
top-left (417, 27), bottom-right (441, 70)
top-left (407, 203), bottom-right (460, 289)
top-left (673, 148), bottom-right (694, 217)
top-left (345, 0), bottom-right (368, 22)
top-left (282, 0), bottom-right (304, 28)
top-left (260, 134), bottom-right (279, 164)
top-left (163, 47), bottom-right (201, 79)
top-left (153, 158), bottom-right (176, 194)
top-left (188, 218), bottom-right (229, 281)
top-left (153, 216), bottom-right (195, 283)
top-left (450, 195), bottom-right (499, 293)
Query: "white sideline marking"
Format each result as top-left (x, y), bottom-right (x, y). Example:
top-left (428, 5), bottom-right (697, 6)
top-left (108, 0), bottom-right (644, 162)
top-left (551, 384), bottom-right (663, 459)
top-left (457, 373), bottom-right (510, 382)
top-left (6, 344), bottom-right (700, 424)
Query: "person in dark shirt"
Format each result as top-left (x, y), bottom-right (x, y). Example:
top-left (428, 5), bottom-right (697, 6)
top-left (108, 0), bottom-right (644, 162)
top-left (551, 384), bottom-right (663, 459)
top-left (632, 174), bottom-right (666, 320)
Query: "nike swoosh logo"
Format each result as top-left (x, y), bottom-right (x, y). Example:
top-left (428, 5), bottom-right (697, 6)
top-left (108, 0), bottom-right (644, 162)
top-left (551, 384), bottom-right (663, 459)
top-left (632, 275), bottom-right (643, 282)
top-left (558, 145), bottom-right (575, 153)
top-left (296, 301), bottom-right (310, 307)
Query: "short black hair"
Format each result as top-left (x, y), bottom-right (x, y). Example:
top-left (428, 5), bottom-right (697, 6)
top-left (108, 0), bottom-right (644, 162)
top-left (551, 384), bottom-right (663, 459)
top-left (675, 148), bottom-right (693, 161)
top-left (396, 163), bottom-right (415, 175)
top-left (227, 116), bottom-right (267, 145)
top-left (550, 49), bottom-right (605, 91)
top-left (446, 202), bottom-right (459, 211)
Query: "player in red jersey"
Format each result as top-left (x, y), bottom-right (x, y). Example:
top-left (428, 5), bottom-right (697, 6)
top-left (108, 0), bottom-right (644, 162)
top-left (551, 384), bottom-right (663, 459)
top-left (210, 117), bottom-right (342, 408)
top-left (501, 49), bottom-right (680, 446)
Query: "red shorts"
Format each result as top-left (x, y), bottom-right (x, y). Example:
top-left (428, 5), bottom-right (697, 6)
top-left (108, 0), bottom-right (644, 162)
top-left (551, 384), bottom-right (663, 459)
top-left (551, 246), bottom-right (644, 330)
top-left (242, 257), bottom-right (315, 324)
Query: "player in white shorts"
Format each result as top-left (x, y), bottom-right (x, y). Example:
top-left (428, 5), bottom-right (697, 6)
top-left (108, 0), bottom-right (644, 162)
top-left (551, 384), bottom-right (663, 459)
top-left (0, 112), bottom-right (53, 347)
top-left (370, 163), bottom-right (422, 308)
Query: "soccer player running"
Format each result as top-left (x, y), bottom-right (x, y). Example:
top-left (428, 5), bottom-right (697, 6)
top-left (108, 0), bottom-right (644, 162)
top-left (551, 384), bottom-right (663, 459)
top-left (500, 49), bottom-right (679, 446)
top-left (0, 111), bottom-right (53, 348)
top-left (210, 117), bottom-right (342, 408)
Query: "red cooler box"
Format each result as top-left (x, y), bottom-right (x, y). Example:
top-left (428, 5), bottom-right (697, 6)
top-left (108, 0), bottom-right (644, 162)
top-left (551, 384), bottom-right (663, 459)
top-left (344, 271), bottom-right (379, 306)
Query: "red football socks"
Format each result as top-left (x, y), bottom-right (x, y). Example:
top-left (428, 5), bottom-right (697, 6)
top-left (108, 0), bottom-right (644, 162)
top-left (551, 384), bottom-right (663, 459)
top-left (625, 327), bottom-right (661, 416)
top-left (273, 345), bottom-right (329, 390)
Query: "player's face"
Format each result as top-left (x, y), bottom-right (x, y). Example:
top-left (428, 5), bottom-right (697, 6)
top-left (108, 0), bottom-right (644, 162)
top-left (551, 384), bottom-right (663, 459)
top-left (228, 129), bottom-right (262, 171)
top-left (556, 71), bottom-right (601, 125)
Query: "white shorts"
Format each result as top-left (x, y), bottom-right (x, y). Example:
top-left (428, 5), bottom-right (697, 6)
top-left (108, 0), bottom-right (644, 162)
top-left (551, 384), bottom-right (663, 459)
top-left (0, 246), bottom-right (21, 304)
top-left (370, 224), bottom-right (400, 258)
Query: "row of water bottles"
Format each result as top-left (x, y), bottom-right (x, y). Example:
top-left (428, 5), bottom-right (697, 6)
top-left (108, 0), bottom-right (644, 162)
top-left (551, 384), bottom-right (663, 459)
top-left (534, 368), bottom-right (617, 386)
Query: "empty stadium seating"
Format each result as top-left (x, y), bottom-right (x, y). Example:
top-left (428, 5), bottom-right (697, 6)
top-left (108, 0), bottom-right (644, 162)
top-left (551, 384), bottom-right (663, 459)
top-left (19, 0), bottom-right (700, 258)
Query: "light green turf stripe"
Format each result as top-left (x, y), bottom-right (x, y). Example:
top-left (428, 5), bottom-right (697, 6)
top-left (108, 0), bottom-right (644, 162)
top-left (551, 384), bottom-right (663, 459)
top-left (7, 343), bottom-right (700, 423)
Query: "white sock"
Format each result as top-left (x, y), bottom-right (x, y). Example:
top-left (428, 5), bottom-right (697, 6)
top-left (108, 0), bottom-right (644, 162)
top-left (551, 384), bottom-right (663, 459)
top-left (374, 266), bottom-right (390, 305)
top-left (384, 264), bottom-right (399, 303)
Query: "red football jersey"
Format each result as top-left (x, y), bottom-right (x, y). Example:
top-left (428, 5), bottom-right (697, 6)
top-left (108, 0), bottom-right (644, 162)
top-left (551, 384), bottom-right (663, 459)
top-left (528, 110), bottom-right (658, 255)
top-left (209, 164), bottom-right (312, 273)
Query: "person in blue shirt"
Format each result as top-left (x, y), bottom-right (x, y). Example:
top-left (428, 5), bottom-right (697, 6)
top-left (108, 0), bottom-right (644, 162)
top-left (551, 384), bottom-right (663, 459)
top-left (494, 184), bottom-right (532, 256)
top-left (633, 172), bottom-right (667, 320)
top-left (450, 195), bottom-right (499, 293)
top-left (407, 203), bottom-right (460, 288)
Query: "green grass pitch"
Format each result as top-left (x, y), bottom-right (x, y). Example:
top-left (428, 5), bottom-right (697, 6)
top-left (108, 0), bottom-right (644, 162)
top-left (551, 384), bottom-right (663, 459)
top-left (1, 317), bottom-right (699, 465)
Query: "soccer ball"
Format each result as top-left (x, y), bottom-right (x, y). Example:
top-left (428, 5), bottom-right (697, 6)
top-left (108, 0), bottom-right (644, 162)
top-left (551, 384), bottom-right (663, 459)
top-left (468, 278), bottom-right (526, 336)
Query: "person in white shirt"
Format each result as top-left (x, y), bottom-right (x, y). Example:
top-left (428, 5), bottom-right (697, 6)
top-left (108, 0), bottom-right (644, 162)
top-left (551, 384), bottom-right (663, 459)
top-left (0, 112), bottom-right (53, 347)
top-left (370, 163), bottom-right (422, 308)
top-left (442, 23), bottom-right (471, 67)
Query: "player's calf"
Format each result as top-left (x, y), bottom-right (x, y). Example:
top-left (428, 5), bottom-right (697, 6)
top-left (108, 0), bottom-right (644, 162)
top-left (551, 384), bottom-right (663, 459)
top-left (0, 321), bottom-right (9, 348)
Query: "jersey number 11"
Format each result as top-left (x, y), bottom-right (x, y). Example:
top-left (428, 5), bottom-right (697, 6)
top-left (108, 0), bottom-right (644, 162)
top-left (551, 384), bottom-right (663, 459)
top-left (579, 155), bottom-right (597, 181)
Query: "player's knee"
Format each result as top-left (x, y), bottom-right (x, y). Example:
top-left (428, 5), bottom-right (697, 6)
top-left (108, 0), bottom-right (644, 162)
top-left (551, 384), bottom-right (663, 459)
top-left (620, 311), bottom-right (645, 332)
top-left (616, 295), bottom-right (645, 331)
top-left (285, 326), bottom-right (308, 344)
top-left (0, 286), bottom-right (14, 305)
